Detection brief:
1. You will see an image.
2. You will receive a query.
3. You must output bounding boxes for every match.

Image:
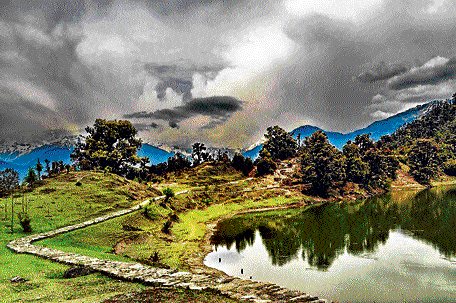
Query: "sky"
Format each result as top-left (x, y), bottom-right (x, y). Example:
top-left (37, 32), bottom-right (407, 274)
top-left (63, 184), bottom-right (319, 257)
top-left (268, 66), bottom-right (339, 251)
top-left (0, 0), bottom-right (455, 149)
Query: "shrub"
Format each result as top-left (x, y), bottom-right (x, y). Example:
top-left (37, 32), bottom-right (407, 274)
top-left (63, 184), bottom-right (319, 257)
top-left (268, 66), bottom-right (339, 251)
top-left (162, 187), bottom-right (174, 204)
top-left (17, 212), bottom-right (32, 232)
top-left (242, 157), bottom-right (254, 176)
top-left (255, 158), bottom-right (277, 176)
top-left (162, 220), bottom-right (172, 234)
top-left (443, 159), bottom-right (456, 176)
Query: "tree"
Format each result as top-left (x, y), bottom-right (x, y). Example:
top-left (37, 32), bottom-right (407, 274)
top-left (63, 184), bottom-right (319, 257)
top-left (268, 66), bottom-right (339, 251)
top-left (259, 126), bottom-right (297, 161)
top-left (343, 142), bottom-right (369, 184)
top-left (232, 153), bottom-right (254, 176)
top-left (0, 169), bottom-right (19, 220)
top-left (407, 139), bottom-right (445, 185)
top-left (35, 159), bottom-right (43, 180)
top-left (255, 157), bottom-right (277, 176)
top-left (301, 131), bottom-right (345, 197)
top-left (232, 153), bottom-right (245, 171)
top-left (354, 134), bottom-right (375, 154)
top-left (242, 157), bottom-right (254, 176)
top-left (24, 168), bottom-right (38, 187)
top-left (44, 159), bottom-right (50, 176)
top-left (71, 119), bottom-right (146, 177)
top-left (167, 153), bottom-right (191, 173)
top-left (191, 142), bottom-right (207, 166)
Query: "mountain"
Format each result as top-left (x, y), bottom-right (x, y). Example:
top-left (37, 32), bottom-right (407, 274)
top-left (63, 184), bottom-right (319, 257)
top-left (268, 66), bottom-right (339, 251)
top-left (243, 102), bottom-right (432, 159)
top-left (0, 143), bottom-right (174, 181)
top-left (137, 144), bottom-right (175, 165)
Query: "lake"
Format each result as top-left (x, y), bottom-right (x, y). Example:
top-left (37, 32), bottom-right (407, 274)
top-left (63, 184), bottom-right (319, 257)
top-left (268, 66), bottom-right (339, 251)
top-left (204, 186), bottom-right (456, 302)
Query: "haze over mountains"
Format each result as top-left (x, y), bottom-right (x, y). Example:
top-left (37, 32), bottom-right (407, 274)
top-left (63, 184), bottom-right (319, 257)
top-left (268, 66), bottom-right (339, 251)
top-left (0, 99), bottom-right (443, 180)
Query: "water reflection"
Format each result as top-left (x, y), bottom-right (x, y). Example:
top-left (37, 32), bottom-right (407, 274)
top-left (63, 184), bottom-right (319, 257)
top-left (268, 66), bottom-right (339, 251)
top-left (210, 186), bottom-right (456, 270)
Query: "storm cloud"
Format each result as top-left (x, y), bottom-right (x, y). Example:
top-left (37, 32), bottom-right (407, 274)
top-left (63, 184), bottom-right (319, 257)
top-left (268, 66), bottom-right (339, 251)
top-left (124, 96), bottom-right (243, 129)
top-left (388, 57), bottom-right (456, 90)
top-left (356, 62), bottom-right (409, 83)
top-left (1, 0), bottom-right (456, 148)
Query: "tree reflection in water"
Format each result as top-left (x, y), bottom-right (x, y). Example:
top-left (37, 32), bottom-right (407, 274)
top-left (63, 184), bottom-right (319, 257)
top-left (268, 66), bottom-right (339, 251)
top-left (210, 186), bottom-right (456, 270)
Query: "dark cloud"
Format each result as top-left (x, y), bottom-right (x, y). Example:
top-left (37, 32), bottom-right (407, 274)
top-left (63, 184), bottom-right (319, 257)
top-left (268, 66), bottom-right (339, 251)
top-left (388, 58), bottom-right (456, 91)
top-left (278, 14), bottom-right (374, 131)
top-left (357, 62), bottom-right (409, 83)
top-left (274, 1), bottom-right (456, 133)
top-left (0, 87), bottom-right (68, 142)
top-left (124, 96), bottom-right (243, 129)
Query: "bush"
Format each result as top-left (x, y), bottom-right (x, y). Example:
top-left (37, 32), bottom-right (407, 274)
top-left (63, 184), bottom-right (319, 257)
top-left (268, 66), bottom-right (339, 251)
top-left (162, 220), bottom-right (172, 234)
top-left (162, 187), bottom-right (174, 204)
top-left (443, 159), bottom-right (456, 176)
top-left (242, 157), bottom-right (254, 176)
top-left (231, 153), bottom-right (245, 171)
top-left (255, 158), bottom-right (277, 176)
top-left (17, 212), bottom-right (32, 232)
top-left (75, 181), bottom-right (82, 186)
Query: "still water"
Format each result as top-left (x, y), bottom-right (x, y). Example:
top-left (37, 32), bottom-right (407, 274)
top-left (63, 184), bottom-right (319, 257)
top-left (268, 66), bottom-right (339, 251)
top-left (204, 187), bottom-right (456, 302)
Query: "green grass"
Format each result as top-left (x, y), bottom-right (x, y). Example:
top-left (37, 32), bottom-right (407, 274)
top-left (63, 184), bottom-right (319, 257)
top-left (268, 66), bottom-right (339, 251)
top-left (0, 164), bottom-right (309, 301)
top-left (39, 213), bottom-right (135, 262)
top-left (174, 195), bottom-right (305, 241)
top-left (0, 171), bottom-right (155, 302)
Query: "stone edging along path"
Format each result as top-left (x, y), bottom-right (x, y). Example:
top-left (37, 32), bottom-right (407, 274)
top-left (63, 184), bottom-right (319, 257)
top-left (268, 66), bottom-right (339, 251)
top-left (7, 190), bottom-right (329, 303)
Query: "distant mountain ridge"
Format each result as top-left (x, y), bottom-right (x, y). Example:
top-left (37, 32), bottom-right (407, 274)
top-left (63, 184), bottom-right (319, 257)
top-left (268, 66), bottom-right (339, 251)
top-left (0, 100), bottom-right (443, 178)
top-left (0, 144), bottom-right (174, 181)
top-left (243, 101), bottom-right (433, 159)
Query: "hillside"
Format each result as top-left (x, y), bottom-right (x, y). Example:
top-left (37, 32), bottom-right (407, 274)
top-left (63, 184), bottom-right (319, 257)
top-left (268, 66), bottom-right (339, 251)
top-left (244, 102), bottom-right (431, 159)
top-left (0, 171), bottom-right (160, 302)
top-left (1, 162), bottom-right (301, 302)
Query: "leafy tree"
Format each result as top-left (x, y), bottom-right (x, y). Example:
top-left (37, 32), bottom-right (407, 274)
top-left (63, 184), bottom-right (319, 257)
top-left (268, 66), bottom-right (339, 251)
top-left (191, 142), bottom-right (207, 166)
top-left (242, 157), bottom-right (254, 176)
top-left (343, 142), bottom-right (369, 184)
top-left (348, 134), bottom-right (399, 189)
top-left (35, 159), bottom-right (43, 180)
top-left (363, 148), bottom-right (398, 189)
top-left (255, 157), bottom-right (277, 176)
top-left (354, 134), bottom-right (375, 154)
top-left (167, 153), bottom-right (191, 173)
top-left (259, 126), bottom-right (297, 161)
top-left (232, 153), bottom-right (245, 171)
top-left (407, 139), bottom-right (445, 185)
top-left (71, 119), bottom-right (146, 177)
top-left (301, 131), bottom-right (345, 197)
top-left (24, 167), bottom-right (38, 187)
top-left (232, 153), bottom-right (254, 176)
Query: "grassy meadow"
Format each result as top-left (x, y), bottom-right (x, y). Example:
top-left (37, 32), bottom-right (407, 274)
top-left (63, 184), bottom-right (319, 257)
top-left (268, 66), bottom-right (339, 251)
top-left (0, 171), bottom-right (156, 302)
top-left (0, 163), bottom-right (311, 302)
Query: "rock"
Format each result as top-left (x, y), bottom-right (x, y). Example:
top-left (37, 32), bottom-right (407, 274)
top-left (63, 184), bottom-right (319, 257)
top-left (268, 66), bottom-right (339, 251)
top-left (11, 276), bottom-right (29, 283)
top-left (62, 266), bottom-right (94, 279)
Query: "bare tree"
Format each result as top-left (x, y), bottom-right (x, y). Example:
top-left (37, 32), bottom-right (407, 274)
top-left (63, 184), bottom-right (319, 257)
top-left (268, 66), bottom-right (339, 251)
top-left (0, 169), bottom-right (19, 231)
